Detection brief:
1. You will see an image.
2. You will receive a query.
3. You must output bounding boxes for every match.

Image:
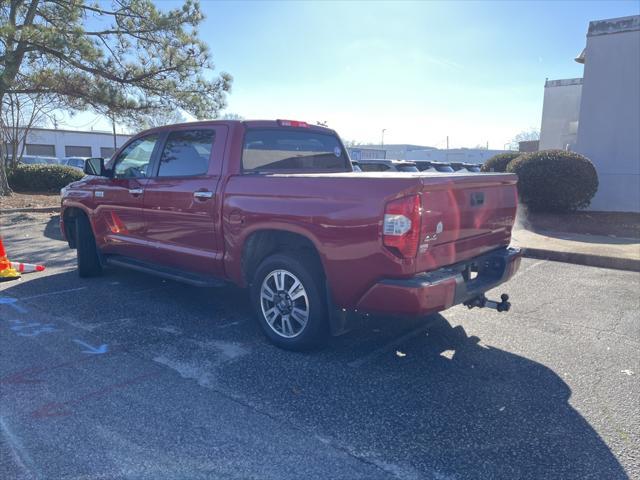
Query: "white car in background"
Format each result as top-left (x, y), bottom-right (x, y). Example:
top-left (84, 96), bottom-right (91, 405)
top-left (414, 160), bottom-right (455, 173)
top-left (450, 162), bottom-right (482, 173)
top-left (60, 157), bottom-right (89, 170)
top-left (356, 159), bottom-right (420, 172)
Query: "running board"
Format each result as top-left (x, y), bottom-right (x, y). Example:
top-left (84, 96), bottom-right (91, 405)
top-left (104, 255), bottom-right (227, 288)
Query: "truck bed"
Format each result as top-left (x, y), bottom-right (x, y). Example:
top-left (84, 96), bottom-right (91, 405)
top-left (222, 171), bottom-right (518, 309)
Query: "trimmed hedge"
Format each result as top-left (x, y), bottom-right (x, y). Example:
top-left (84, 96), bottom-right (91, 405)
top-left (481, 152), bottom-right (522, 172)
top-left (506, 149), bottom-right (598, 212)
top-left (8, 164), bottom-right (85, 193)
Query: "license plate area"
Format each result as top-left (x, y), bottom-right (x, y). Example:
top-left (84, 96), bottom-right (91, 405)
top-left (461, 257), bottom-right (505, 289)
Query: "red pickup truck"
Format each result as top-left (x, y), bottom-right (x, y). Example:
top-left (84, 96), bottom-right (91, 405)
top-left (60, 120), bottom-right (521, 350)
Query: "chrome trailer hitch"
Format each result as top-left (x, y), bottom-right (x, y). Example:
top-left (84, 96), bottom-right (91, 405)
top-left (464, 293), bottom-right (511, 312)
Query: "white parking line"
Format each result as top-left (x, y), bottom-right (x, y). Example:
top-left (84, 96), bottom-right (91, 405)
top-left (130, 286), bottom-right (169, 294)
top-left (18, 287), bottom-right (87, 301)
top-left (513, 259), bottom-right (547, 279)
top-left (348, 317), bottom-right (440, 368)
top-left (0, 416), bottom-right (41, 478)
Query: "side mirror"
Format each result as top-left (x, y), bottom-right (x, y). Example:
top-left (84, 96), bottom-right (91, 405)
top-left (84, 157), bottom-right (108, 176)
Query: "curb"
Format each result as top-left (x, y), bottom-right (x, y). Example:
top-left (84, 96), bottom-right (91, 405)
top-left (522, 247), bottom-right (640, 272)
top-left (1, 207), bottom-right (59, 214)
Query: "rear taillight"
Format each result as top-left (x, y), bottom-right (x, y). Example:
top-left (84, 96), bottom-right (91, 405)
top-left (383, 194), bottom-right (422, 258)
top-left (277, 119), bottom-right (309, 128)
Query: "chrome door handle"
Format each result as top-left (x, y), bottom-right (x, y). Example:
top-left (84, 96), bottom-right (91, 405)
top-left (128, 188), bottom-right (143, 196)
top-left (193, 191), bottom-right (213, 199)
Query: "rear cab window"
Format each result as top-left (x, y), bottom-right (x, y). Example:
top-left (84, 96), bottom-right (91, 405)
top-left (242, 128), bottom-right (351, 173)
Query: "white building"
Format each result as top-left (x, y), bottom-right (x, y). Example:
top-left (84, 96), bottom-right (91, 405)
top-left (405, 148), bottom-right (509, 165)
top-left (347, 147), bottom-right (386, 160)
top-left (6, 127), bottom-right (131, 160)
top-left (361, 144), bottom-right (436, 160)
top-left (360, 143), bottom-right (508, 165)
top-left (539, 15), bottom-right (640, 212)
top-left (574, 16), bottom-right (640, 212)
top-left (539, 78), bottom-right (582, 151)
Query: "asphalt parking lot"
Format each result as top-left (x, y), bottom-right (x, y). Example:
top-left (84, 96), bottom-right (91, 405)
top-left (1, 212), bottom-right (638, 480)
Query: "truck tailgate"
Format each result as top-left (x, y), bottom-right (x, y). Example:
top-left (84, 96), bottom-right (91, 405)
top-left (416, 174), bottom-right (518, 272)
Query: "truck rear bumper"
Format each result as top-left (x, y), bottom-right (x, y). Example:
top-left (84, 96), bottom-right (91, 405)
top-left (356, 247), bottom-right (522, 316)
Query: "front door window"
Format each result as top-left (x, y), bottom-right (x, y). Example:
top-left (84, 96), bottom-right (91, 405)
top-left (113, 135), bottom-right (159, 179)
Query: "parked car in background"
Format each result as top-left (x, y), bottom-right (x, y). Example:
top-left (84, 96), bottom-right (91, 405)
top-left (61, 119), bottom-right (520, 350)
top-left (358, 159), bottom-right (419, 172)
top-left (414, 161), bottom-right (455, 173)
top-left (450, 162), bottom-right (482, 173)
top-left (60, 157), bottom-right (89, 170)
top-left (19, 155), bottom-right (59, 165)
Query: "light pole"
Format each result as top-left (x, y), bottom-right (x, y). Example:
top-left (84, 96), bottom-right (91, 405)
top-left (381, 128), bottom-right (387, 148)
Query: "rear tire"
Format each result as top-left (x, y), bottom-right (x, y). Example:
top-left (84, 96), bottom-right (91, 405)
top-left (250, 253), bottom-right (328, 351)
top-left (75, 214), bottom-right (103, 278)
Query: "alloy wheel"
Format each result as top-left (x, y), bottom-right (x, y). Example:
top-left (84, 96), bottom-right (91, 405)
top-left (260, 269), bottom-right (310, 338)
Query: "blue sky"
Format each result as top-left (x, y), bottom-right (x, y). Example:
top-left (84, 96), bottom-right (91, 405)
top-left (62, 0), bottom-right (639, 149)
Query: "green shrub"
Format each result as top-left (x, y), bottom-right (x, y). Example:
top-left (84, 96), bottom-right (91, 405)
top-left (481, 152), bottom-right (522, 172)
top-left (8, 164), bottom-right (85, 193)
top-left (506, 149), bottom-right (598, 212)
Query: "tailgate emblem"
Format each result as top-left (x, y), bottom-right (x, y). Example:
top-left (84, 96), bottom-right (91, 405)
top-left (425, 221), bottom-right (444, 242)
top-left (470, 192), bottom-right (484, 206)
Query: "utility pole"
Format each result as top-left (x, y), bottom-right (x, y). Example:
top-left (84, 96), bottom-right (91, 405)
top-left (381, 129), bottom-right (386, 148)
top-left (111, 113), bottom-right (117, 150)
top-left (446, 136), bottom-right (449, 162)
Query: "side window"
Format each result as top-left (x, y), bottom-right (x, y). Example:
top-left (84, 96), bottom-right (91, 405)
top-left (113, 135), bottom-right (158, 179)
top-left (157, 129), bottom-right (215, 177)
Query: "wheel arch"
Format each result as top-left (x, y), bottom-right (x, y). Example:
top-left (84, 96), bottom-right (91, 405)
top-left (241, 228), bottom-right (325, 287)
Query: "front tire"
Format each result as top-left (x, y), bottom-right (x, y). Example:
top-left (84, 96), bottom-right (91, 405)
top-left (75, 214), bottom-right (103, 278)
top-left (250, 253), bottom-right (328, 350)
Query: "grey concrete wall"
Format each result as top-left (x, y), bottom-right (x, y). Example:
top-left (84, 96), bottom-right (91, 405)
top-left (575, 17), bottom-right (640, 212)
top-left (539, 79), bottom-right (582, 151)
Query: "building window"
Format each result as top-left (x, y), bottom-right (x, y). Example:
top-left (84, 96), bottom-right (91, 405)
top-left (65, 146), bottom-right (92, 157)
top-left (26, 144), bottom-right (55, 156)
top-left (100, 147), bottom-right (115, 159)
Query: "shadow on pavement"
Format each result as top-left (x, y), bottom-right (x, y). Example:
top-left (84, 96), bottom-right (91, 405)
top-left (44, 214), bottom-right (64, 241)
top-left (222, 314), bottom-right (629, 479)
top-left (0, 271), bottom-right (628, 479)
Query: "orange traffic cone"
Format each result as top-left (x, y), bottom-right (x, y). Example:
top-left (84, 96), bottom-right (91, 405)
top-left (0, 237), bottom-right (20, 282)
top-left (9, 261), bottom-right (45, 273)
